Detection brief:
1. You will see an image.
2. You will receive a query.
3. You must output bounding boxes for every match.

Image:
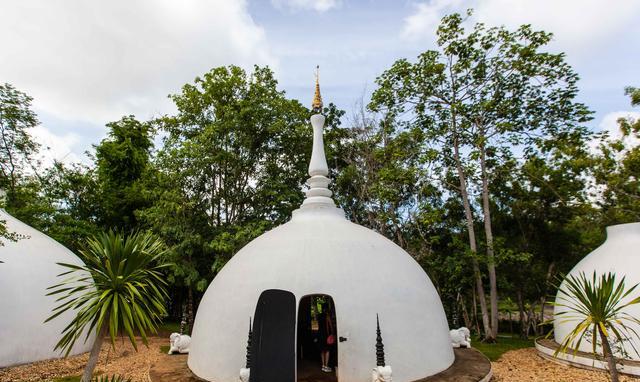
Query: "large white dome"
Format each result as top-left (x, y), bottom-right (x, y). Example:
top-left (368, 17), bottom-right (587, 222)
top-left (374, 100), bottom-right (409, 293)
top-left (188, 207), bottom-right (454, 382)
top-left (189, 104), bottom-right (454, 382)
top-left (554, 222), bottom-right (640, 360)
top-left (0, 210), bottom-right (94, 367)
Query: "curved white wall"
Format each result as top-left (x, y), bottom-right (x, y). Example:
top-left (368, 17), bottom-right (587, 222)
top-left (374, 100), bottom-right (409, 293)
top-left (0, 210), bottom-right (94, 367)
top-left (189, 208), bottom-right (454, 382)
top-left (554, 222), bottom-right (640, 361)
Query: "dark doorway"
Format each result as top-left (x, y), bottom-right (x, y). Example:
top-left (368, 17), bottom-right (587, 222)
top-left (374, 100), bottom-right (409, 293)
top-left (297, 295), bottom-right (338, 382)
top-left (250, 289), bottom-right (296, 382)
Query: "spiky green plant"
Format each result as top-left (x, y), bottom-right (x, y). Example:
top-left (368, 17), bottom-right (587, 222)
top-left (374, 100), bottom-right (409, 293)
top-left (46, 231), bottom-right (171, 382)
top-left (93, 375), bottom-right (131, 382)
top-left (550, 271), bottom-right (640, 382)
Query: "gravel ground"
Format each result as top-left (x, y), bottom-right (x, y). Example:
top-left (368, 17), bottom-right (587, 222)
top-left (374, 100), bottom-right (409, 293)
top-left (4, 341), bottom-right (640, 382)
top-left (0, 337), bottom-right (165, 382)
top-left (492, 348), bottom-right (640, 382)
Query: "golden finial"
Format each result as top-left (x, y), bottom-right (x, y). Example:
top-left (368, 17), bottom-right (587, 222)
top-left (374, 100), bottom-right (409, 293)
top-left (312, 65), bottom-right (323, 113)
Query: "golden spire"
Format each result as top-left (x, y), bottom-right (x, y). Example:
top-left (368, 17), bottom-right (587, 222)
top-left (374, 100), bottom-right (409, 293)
top-left (311, 65), bottom-right (323, 113)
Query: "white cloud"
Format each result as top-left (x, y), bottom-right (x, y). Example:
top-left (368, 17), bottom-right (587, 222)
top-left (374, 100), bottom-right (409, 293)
top-left (31, 126), bottom-right (84, 167)
top-left (271, 0), bottom-right (341, 13)
top-left (401, 0), bottom-right (640, 56)
top-left (402, 0), bottom-right (462, 41)
top-left (0, 0), bottom-right (276, 125)
top-left (597, 110), bottom-right (640, 148)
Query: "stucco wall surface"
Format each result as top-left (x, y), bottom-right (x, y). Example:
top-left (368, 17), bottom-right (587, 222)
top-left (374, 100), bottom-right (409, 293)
top-left (0, 210), bottom-right (94, 367)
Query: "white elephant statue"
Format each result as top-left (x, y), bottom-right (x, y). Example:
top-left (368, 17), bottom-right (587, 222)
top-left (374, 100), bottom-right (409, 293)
top-left (450, 327), bottom-right (471, 348)
top-left (372, 365), bottom-right (393, 382)
top-left (168, 333), bottom-right (191, 354)
top-left (239, 367), bottom-right (250, 382)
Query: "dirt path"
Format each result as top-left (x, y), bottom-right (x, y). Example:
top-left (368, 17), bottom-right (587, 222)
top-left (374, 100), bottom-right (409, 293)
top-left (5, 340), bottom-right (640, 382)
top-left (0, 337), bottom-right (165, 382)
top-left (492, 348), bottom-right (640, 382)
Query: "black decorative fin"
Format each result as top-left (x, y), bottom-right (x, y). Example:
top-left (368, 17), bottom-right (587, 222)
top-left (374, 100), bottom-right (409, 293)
top-left (245, 317), bottom-right (253, 368)
top-left (376, 314), bottom-right (386, 367)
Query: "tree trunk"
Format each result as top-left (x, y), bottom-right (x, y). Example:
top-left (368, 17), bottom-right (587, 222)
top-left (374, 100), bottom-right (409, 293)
top-left (539, 262), bottom-right (556, 333)
top-left (453, 137), bottom-right (491, 341)
top-left (81, 318), bottom-right (109, 382)
top-left (458, 292), bottom-right (472, 330)
top-left (508, 310), bottom-right (513, 335)
top-left (479, 141), bottom-right (498, 341)
top-left (598, 325), bottom-right (619, 382)
top-left (187, 286), bottom-right (195, 334)
top-left (516, 289), bottom-right (528, 339)
top-left (527, 303), bottom-right (537, 337)
top-left (472, 286), bottom-right (481, 336)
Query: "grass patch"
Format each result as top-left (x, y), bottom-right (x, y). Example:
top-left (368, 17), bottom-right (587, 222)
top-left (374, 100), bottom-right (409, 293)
top-left (160, 345), bottom-right (170, 354)
top-left (472, 335), bottom-right (534, 361)
top-left (159, 320), bottom-right (182, 334)
top-left (53, 377), bottom-right (81, 382)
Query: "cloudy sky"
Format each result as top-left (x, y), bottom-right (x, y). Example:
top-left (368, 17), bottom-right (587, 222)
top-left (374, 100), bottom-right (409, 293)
top-left (1, 0), bottom-right (639, 165)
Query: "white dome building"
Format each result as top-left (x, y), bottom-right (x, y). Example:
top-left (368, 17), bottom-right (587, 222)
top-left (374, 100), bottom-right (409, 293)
top-left (188, 77), bottom-right (454, 382)
top-left (0, 209), bottom-right (94, 367)
top-left (549, 222), bottom-right (640, 372)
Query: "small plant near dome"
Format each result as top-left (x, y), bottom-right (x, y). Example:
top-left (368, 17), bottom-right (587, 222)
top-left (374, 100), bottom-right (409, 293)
top-left (46, 231), bottom-right (171, 382)
top-left (548, 271), bottom-right (640, 382)
top-left (93, 375), bottom-right (131, 382)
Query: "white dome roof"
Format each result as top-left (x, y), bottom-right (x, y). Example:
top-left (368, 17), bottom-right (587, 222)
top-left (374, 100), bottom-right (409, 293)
top-left (188, 205), bottom-right (454, 382)
top-left (554, 222), bottom-right (640, 360)
top-left (0, 210), bottom-right (94, 367)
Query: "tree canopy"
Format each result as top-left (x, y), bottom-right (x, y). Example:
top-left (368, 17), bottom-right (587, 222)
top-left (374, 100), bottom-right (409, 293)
top-left (2, 12), bottom-right (638, 343)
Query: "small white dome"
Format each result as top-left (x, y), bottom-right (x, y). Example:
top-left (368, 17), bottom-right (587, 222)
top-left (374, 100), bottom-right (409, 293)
top-left (554, 222), bottom-right (640, 360)
top-left (0, 210), bottom-right (94, 367)
top-left (188, 207), bottom-right (454, 382)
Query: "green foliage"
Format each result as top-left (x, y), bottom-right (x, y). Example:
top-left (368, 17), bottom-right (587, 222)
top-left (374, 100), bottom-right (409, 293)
top-left (472, 335), bottom-right (534, 361)
top-left (139, 65), bottom-right (326, 297)
top-left (46, 231), bottom-right (171, 355)
top-left (53, 376), bottom-right (82, 382)
top-left (333, 110), bottom-right (427, 248)
top-left (589, 88), bottom-right (640, 225)
top-left (95, 116), bottom-right (153, 232)
top-left (92, 375), bottom-right (131, 382)
top-left (2, 24), bottom-right (637, 353)
top-left (0, 83), bottom-right (40, 245)
top-left (625, 87), bottom-right (640, 107)
top-left (550, 272), bottom-right (640, 358)
top-left (368, 10), bottom-right (593, 339)
top-left (0, 83), bottom-right (40, 196)
top-left (0, 192), bottom-right (21, 248)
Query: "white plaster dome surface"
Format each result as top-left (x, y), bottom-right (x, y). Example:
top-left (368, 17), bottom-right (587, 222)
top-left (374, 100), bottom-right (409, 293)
top-left (0, 210), bottom-right (94, 367)
top-left (554, 222), bottom-right (640, 360)
top-left (188, 206), bottom-right (455, 382)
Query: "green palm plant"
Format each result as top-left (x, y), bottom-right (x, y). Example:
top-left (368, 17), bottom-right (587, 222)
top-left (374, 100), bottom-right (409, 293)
top-left (550, 271), bottom-right (640, 382)
top-left (46, 231), bottom-right (171, 382)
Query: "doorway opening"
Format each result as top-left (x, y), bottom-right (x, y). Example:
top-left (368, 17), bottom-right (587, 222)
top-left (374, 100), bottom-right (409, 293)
top-left (297, 295), bottom-right (338, 382)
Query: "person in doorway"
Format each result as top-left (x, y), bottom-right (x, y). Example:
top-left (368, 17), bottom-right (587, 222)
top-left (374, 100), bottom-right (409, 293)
top-left (317, 302), bottom-right (335, 373)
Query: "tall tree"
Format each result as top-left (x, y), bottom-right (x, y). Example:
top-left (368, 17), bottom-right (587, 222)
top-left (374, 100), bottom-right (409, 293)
top-left (41, 161), bottom-right (101, 250)
top-left (0, 83), bottom-right (41, 246)
top-left (0, 83), bottom-right (40, 202)
top-left (333, 103), bottom-right (427, 249)
top-left (94, 116), bottom-right (153, 232)
top-left (140, 65), bottom-right (342, 325)
top-left (370, 11), bottom-right (591, 340)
